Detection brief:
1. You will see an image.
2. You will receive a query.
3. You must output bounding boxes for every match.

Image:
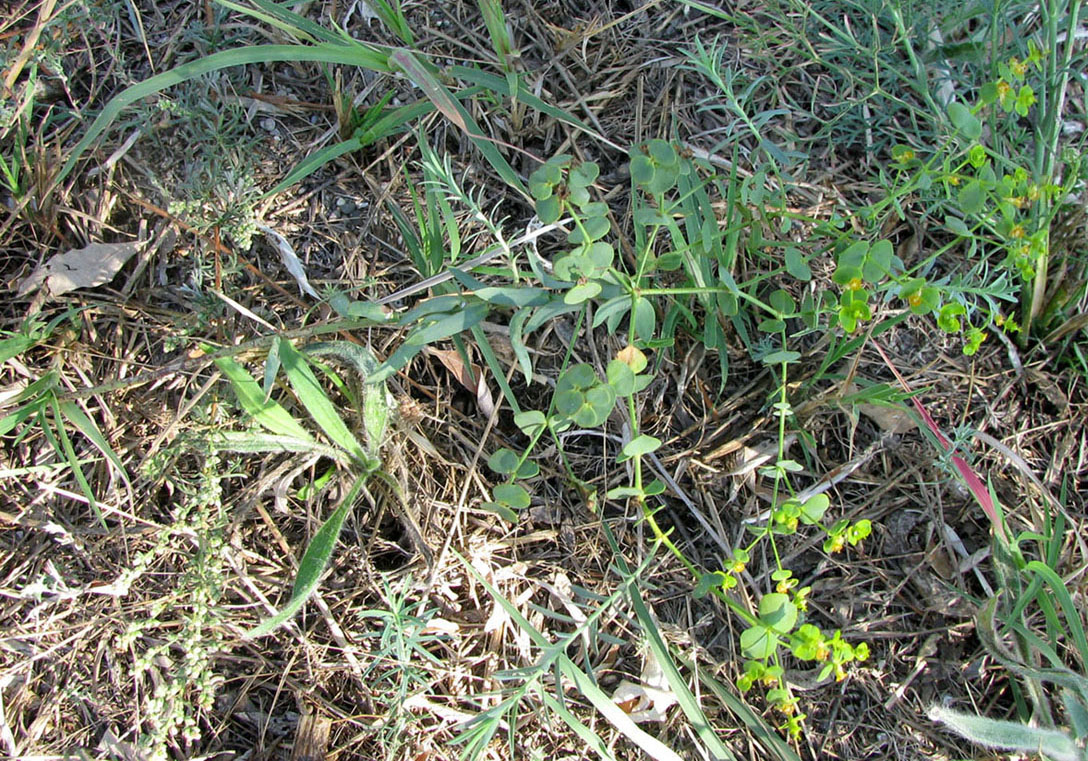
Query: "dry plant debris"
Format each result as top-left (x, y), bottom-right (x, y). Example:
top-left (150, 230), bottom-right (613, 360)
top-left (1, 0), bottom-right (1086, 760)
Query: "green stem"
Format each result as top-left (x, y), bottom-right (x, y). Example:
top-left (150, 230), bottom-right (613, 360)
top-left (1024, 0), bottom-right (1083, 338)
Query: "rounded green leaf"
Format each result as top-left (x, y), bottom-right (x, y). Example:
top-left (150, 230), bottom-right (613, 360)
top-left (769, 289), bottom-right (796, 316)
top-left (740, 625), bottom-right (780, 660)
top-left (938, 302), bottom-right (966, 332)
top-left (568, 185), bottom-right (591, 207)
top-left (832, 264), bottom-right (863, 286)
top-left (632, 297), bottom-right (656, 342)
top-left (536, 195), bottom-right (561, 224)
top-left (762, 350), bottom-right (801, 365)
top-left (621, 434), bottom-right (661, 459)
top-left (585, 384), bottom-right (617, 416)
top-left (559, 363), bottom-right (598, 391)
top-left (555, 389), bottom-right (584, 416)
top-left (607, 359), bottom-right (637, 396)
top-left (568, 214), bottom-right (610, 244)
top-left (569, 161), bottom-right (600, 187)
top-left (580, 201), bottom-right (609, 219)
top-left (488, 448), bottom-right (520, 475)
top-left (643, 479), bottom-right (666, 496)
top-left (799, 493), bottom-right (830, 524)
top-left (572, 402), bottom-right (603, 427)
top-left (648, 139), bottom-right (677, 165)
top-left (839, 240), bottom-right (868, 269)
top-left (514, 410), bottom-right (547, 436)
top-left (494, 483), bottom-right (531, 509)
top-left (535, 162), bottom-right (563, 186)
top-left (947, 101), bottom-right (981, 140)
top-left (695, 571), bottom-right (728, 598)
top-left (958, 181), bottom-right (986, 216)
top-left (481, 501), bottom-right (518, 522)
top-left (784, 247), bottom-right (811, 281)
top-left (586, 241), bottom-right (614, 271)
top-left (945, 215), bottom-right (971, 235)
top-left (864, 239), bottom-right (894, 282)
top-left (648, 164), bottom-right (679, 194)
top-left (759, 593), bottom-right (798, 632)
top-left (530, 179), bottom-right (554, 201)
top-left (630, 154), bottom-right (655, 186)
top-left (564, 281), bottom-right (602, 304)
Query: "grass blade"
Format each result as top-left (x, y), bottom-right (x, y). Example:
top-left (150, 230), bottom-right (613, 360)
top-left (390, 50), bottom-right (528, 196)
top-left (454, 548), bottom-right (683, 761)
top-left (451, 66), bottom-right (598, 138)
top-left (1026, 560), bottom-right (1088, 666)
top-left (57, 43), bottom-right (392, 188)
top-left (601, 526), bottom-right (737, 760)
top-left (47, 397), bottom-right (103, 525)
top-left (537, 689), bottom-right (617, 760)
top-left (58, 400), bottom-right (133, 498)
top-left (264, 137), bottom-right (363, 198)
top-left (556, 655), bottom-right (687, 761)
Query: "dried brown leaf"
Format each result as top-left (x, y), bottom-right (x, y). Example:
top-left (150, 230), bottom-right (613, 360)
top-left (19, 241), bottom-right (143, 298)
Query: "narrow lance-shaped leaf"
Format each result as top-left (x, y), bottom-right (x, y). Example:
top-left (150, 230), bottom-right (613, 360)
top-left (277, 338), bottom-right (368, 463)
top-left (245, 478), bottom-right (366, 639)
top-left (46, 397), bottom-right (102, 525)
top-left (215, 356), bottom-right (314, 442)
top-left (59, 400), bottom-right (133, 497)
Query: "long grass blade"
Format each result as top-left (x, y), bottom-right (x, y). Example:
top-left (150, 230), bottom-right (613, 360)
top-left (58, 400), bottom-right (133, 498)
top-left (47, 397), bottom-right (103, 525)
top-left (455, 548), bottom-right (682, 761)
top-left (57, 44), bottom-right (392, 187)
top-left (390, 50), bottom-right (528, 195)
top-left (1026, 561), bottom-right (1088, 667)
top-left (600, 526), bottom-right (737, 760)
top-left (537, 689), bottom-right (617, 760)
top-left (555, 655), bottom-right (687, 761)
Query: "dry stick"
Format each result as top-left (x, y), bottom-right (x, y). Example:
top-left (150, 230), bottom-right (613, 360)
top-left (2, 0), bottom-right (57, 91)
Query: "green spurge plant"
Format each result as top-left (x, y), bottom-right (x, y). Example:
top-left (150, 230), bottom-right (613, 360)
top-left (439, 147), bottom-right (876, 739)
